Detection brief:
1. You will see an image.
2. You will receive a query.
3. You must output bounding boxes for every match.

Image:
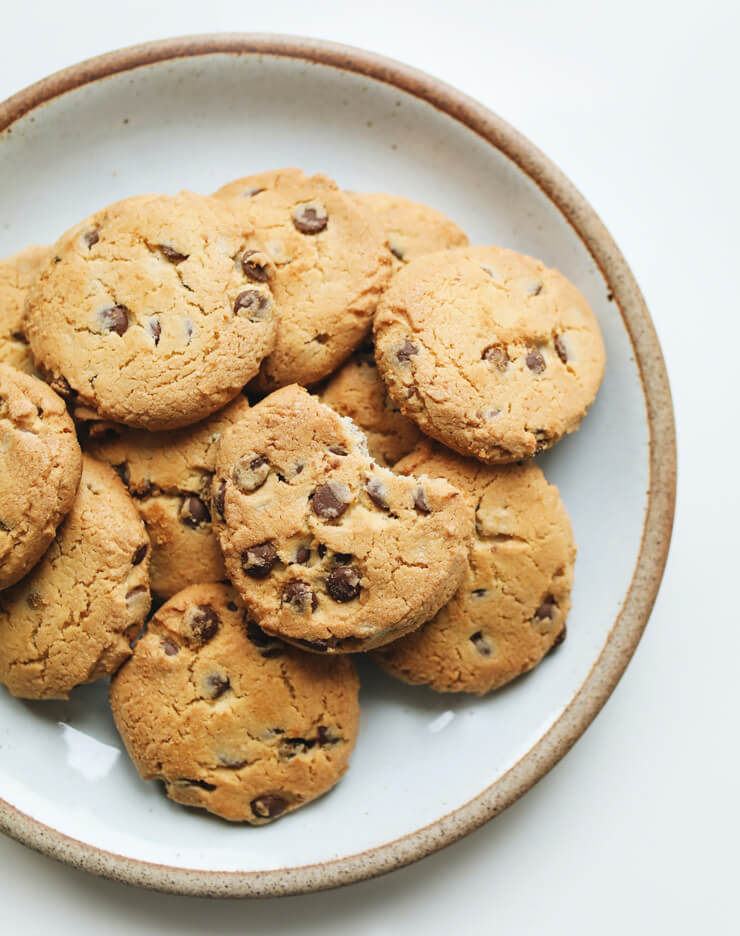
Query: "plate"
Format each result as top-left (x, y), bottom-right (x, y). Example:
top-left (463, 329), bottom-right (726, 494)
top-left (0, 35), bottom-right (676, 897)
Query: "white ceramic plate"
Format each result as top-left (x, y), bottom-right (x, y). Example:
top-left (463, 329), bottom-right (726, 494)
top-left (0, 36), bottom-right (675, 897)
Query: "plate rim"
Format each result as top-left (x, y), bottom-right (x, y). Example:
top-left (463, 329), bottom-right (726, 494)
top-left (0, 33), bottom-right (677, 898)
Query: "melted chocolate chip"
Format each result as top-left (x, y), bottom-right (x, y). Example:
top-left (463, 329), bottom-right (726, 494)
top-left (295, 546), bottom-right (311, 565)
top-left (241, 250), bottom-right (270, 282)
top-left (251, 795), bottom-right (288, 819)
top-left (159, 244), bottom-right (188, 264)
top-left (84, 230), bottom-right (99, 248)
top-left (482, 344), bottom-right (509, 371)
top-left (554, 334), bottom-right (568, 364)
top-left (282, 579), bottom-right (318, 614)
top-left (232, 454), bottom-right (271, 492)
top-left (205, 673), bottom-right (230, 699)
top-left (534, 597), bottom-right (557, 620)
top-left (132, 543), bottom-right (148, 566)
top-left (292, 203), bottom-right (328, 234)
top-left (396, 339), bottom-right (418, 363)
top-left (100, 305), bottom-right (130, 336)
top-left (280, 737), bottom-right (315, 758)
top-left (179, 495), bottom-right (210, 528)
top-left (311, 482), bottom-right (352, 520)
top-left (365, 478), bottom-right (389, 511)
top-left (214, 479), bottom-right (227, 519)
top-left (161, 637), bottom-right (179, 656)
top-left (413, 487), bottom-right (431, 515)
top-left (242, 543), bottom-right (278, 578)
top-left (470, 631), bottom-right (492, 656)
top-left (326, 566), bottom-right (362, 602)
top-left (234, 288), bottom-right (272, 321)
top-left (188, 604), bottom-right (220, 643)
top-left (526, 348), bottom-right (546, 374)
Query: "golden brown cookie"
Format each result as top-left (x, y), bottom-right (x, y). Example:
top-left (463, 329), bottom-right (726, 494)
top-left (212, 385), bottom-right (474, 653)
top-left (0, 365), bottom-right (82, 590)
top-left (374, 246), bottom-right (606, 462)
top-left (24, 192), bottom-right (276, 430)
top-left (110, 583), bottom-right (360, 824)
top-left (215, 169), bottom-right (391, 391)
top-left (0, 245), bottom-right (50, 374)
top-left (373, 442), bottom-right (575, 694)
top-left (87, 395), bottom-right (251, 599)
top-left (0, 456), bottom-right (150, 699)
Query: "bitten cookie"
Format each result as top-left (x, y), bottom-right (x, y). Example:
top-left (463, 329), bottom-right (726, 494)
top-left (212, 385), bottom-right (474, 653)
top-left (352, 192), bottom-right (469, 272)
top-left (215, 169), bottom-right (391, 391)
top-left (110, 583), bottom-right (360, 824)
top-left (24, 192), bottom-right (276, 430)
top-left (373, 442), bottom-right (575, 694)
top-left (88, 395), bottom-right (251, 599)
top-left (0, 365), bottom-right (82, 590)
top-left (0, 245), bottom-right (50, 374)
top-left (320, 342), bottom-right (422, 466)
top-left (374, 246), bottom-right (606, 462)
top-left (0, 456), bottom-right (150, 699)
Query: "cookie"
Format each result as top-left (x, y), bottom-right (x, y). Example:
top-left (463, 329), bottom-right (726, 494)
top-left (0, 456), bottom-right (150, 699)
top-left (319, 342), bottom-right (422, 466)
top-left (215, 169), bottom-right (391, 391)
top-left (374, 246), bottom-right (606, 462)
top-left (212, 385), bottom-right (474, 653)
top-left (110, 583), bottom-right (360, 824)
top-left (88, 395), bottom-right (251, 599)
top-left (0, 365), bottom-right (82, 590)
top-left (24, 192), bottom-right (277, 430)
top-left (0, 245), bottom-right (50, 374)
top-left (373, 441), bottom-right (575, 694)
top-left (351, 192), bottom-right (469, 272)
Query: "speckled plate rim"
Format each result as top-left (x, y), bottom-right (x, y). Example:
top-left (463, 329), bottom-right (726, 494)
top-left (0, 33), bottom-right (676, 898)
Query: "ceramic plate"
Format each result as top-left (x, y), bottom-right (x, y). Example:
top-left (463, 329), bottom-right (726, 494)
top-left (0, 35), bottom-right (676, 897)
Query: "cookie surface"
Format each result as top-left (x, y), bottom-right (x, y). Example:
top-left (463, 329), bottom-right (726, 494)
top-left (24, 192), bottom-right (276, 430)
top-left (110, 583), bottom-right (360, 824)
top-left (352, 192), bottom-right (469, 272)
top-left (213, 385), bottom-right (474, 653)
top-left (215, 169), bottom-right (391, 391)
top-left (88, 395), bottom-right (251, 599)
top-left (374, 246), bottom-right (606, 462)
top-left (0, 245), bottom-right (50, 374)
top-left (0, 456), bottom-right (150, 699)
top-left (320, 343), bottom-right (422, 466)
top-left (0, 365), bottom-right (82, 590)
top-left (373, 442), bottom-right (575, 694)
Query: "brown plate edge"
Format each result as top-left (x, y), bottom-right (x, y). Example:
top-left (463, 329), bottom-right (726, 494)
top-left (0, 33), bottom-right (677, 898)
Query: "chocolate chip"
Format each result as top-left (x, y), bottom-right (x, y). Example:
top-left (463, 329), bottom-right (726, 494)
top-left (179, 495), bottom-right (210, 528)
top-left (213, 479), bottom-right (227, 519)
top-left (232, 454), bottom-right (271, 493)
top-left (99, 305), bottom-right (130, 336)
top-left (482, 345), bottom-right (509, 371)
top-left (526, 348), bottom-right (546, 374)
top-left (112, 462), bottom-right (130, 487)
top-left (316, 726), bottom-right (337, 746)
top-left (147, 316), bottom-right (161, 345)
top-left (280, 737), bottom-right (315, 758)
top-left (317, 543), bottom-right (327, 559)
top-left (313, 332), bottom-right (329, 344)
top-left (282, 579), bottom-right (318, 614)
top-left (551, 624), bottom-right (567, 649)
top-left (242, 543), bottom-right (278, 578)
top-left (470, 631), bottom-right (492, 656)
top-left (294, 462), bottom-right (304, 474)
top-left (334, 553), bottom-right (353, 565)
top-left (132, 543), bottom-right (148, 566)
top-left (245, 619), bottom-right (283, 656)
top-left (218, 754), bottom-right (248, 768)
top-left (390, 244), bottom-right (405, 261)
top-left (187, 604), bottom-right (220, 644)
top-left (326, 566), bottom-right (362, 602)
top-left (396, 339), bottom-right (418, 363)
top-left (179, 778), bottom-right (216, 791)
top-left (471, 588), bottom-right (487, 598)
top-left (10, 330), bottom-right (27, 344)
top-left (241, 250), bottom-right (271, 282)
top-left (49, 375), bottom-right (75, 400)
top-left (311, 481), bottom-right (352, 520)
top-left (292, 203), bottom-right (328, 234)
top-left (534, 596), bottom-right (557, 620)
top-left (295, 546), bottom-right (311, 565)
top-left (534, 429), bottom-right (550, 453)
top-left (226, 601), bottom-right (238, 611)
top-left (161, 637), bottom-right (179, 656)
top-left (554, 334), bottom-right (568, 363)
top-left (26, 592), bottom-right (43, 610)
top-left (233, 289), bottom-right (272, 321)
top-left (294, 637), bottom-right (333, 652)
top-left (413, 487), bottom-right (431, 515)
top-left (84, 230), bottom-right (99, 248)
top-left (251, 795), bottom-right (288, 819)
top-left (205, 673), bottom-right (230, 699)
top-left (365, 478), bottom-right (389, 511)
top-left (159, 244), bottom-right (188, 264)
top-left (328, 445), bottom-right (348, 456)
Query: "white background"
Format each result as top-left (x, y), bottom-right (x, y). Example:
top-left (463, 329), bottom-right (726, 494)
top-left (1, 1), bottom-right (737, 933)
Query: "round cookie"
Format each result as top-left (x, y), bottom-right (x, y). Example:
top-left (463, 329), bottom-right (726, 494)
top-left (0, 245), bottom-right (50, 374)
top-left (88, 395), bottom-right (251, 599)
top-left (212, 385), bottom-right (475, 653)
top-left (215, 168), bottom-right (391, 391)
top-left (24, 192), bottom-right (277, 430)
top-left (110, 583), bottom-right (360, 824)
top-left (373, 442), bottom-right (575, 694)
top-left (0, 365), bottom-right (82, 590)
top-left (352, 192), bottom-right (469, 273)
top-left (319, 342), bottom-right (422, 466)
top-left (374, 246), bottom-right (606, 462)
top-left (0, 456), bottom-right (151, 699)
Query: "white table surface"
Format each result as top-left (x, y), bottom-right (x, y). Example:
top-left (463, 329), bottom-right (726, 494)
top-left (1, 1), bottom-right (736, 933)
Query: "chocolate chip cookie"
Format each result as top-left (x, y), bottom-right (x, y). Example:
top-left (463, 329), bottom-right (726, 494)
top-left (88, 395), bottom-right (251, 599)
top-left (110, 583), bottom-right (360, 823)
top-left (374, 246), bottom-right (606, 462)
top-left (0, 365), bottom-right (82, 590)
top-left (215, 169), bottom-right (391, 391)
top-left (373, 441), bottom-right (575, 694)
top-left (212, 385), bottom-right (474, 653)
top-left (0, 245), bottom-right (50, 374)
top-left (24, 192), bottom-right (276, 430)
top-left (0, 456), bottom-right (150, 699)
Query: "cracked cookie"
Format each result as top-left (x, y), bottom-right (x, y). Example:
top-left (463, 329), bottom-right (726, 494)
top-left (212, 385), bottom-right (474, 653)
top-left (214, 168), bottom-right (391, 392)
top-left (0, 456), bottom-right (150, 699)
top-left (351, 192), bottom-right (469, 273)
top-left (24, 192), bottom-right (276, 430)
top-left (87, 394), bottom-right (251, 599)
top-left (320, 342), bottom-right (421, 467)
top-left (0, 244), bottom-right (50, 374)
top-left (374, 245), bottom-right (606, 462)
top-left (110, 583), bottom-right (360, 824)
top-left (0, 365), bottom-right (82, 590)
top-left (373, 441), bottom-right (575, 694)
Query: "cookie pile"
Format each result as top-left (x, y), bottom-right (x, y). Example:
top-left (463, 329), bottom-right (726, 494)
top-left (0, 168), bottom-right (605, 824)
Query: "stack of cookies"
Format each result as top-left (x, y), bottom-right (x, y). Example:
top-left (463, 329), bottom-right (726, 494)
top-left (0, 168), bottom-right (605, 824)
